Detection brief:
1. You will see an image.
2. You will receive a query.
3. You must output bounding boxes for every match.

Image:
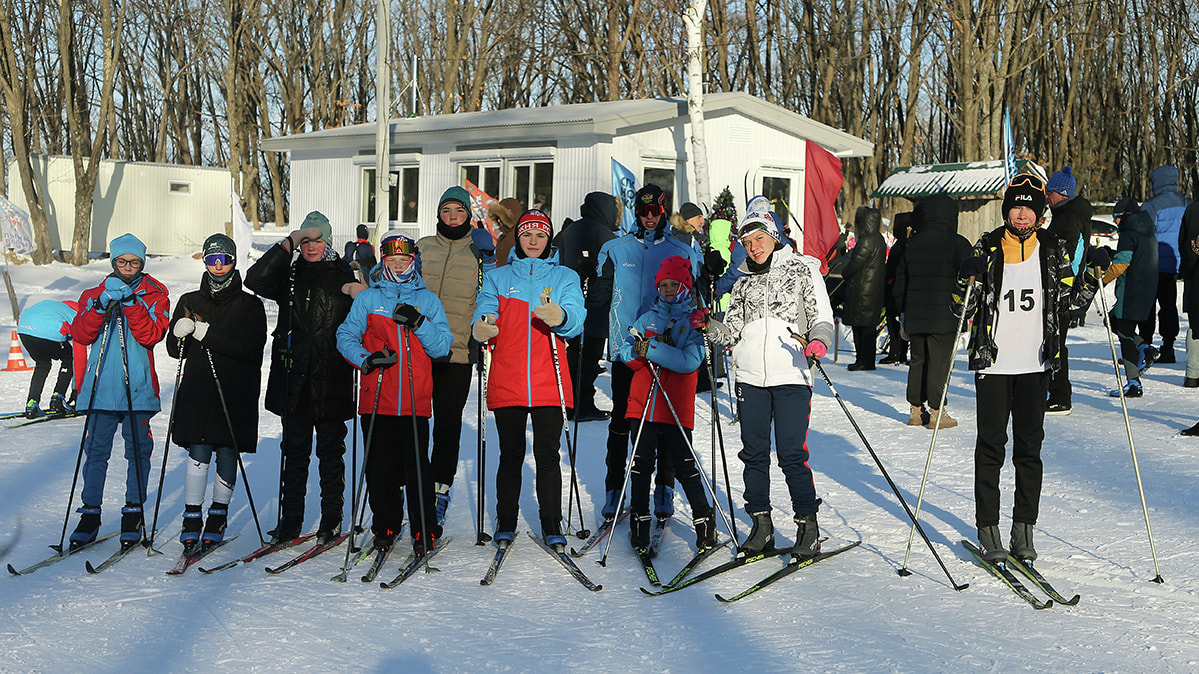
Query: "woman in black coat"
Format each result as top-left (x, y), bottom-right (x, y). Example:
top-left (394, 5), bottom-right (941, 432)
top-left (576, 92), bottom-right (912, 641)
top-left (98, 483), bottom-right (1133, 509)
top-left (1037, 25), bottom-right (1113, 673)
top-left (841, 206), bottom-right (886, 370)
top-left (244, 212), bottom-right (356, 543)
top-left (166, 234), bottom-right (267, 548)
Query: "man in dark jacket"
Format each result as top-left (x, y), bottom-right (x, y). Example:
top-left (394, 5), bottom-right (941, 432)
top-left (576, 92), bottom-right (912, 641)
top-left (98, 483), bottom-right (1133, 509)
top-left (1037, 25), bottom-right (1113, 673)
top-left (558, 192), bottom-right (618, 421)
top-left (245, 211), bottom-right (356, 543)
top-left (1181, 201), bottom-right (1199, 393)
top-left (1103, 198), bottom-right (1159, 398)
top-left (1044, 166), bottom-right (1095, 414)
top-left (841, 206), bottom-right (886, 371)
top-left (894, 194), bottom-right (973, 428)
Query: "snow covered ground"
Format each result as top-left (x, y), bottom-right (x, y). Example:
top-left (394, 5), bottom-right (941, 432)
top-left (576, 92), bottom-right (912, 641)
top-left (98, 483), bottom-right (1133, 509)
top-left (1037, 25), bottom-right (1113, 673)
top-left (1, 249), bottom-right (1198, 672)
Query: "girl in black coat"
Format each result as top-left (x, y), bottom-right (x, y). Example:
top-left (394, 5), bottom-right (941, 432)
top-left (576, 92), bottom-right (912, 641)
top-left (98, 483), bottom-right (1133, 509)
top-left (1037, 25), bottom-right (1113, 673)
top-left (167, 234), bottom-right (267, 548)
top-left (841, 206), bottom-right (886, 370)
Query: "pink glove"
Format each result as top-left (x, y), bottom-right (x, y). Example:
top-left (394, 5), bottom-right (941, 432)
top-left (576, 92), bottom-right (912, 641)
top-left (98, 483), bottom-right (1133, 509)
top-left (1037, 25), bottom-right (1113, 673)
top-left (802, 340), bottom-right (827, 359)
top-left (689, 307), bottom-right (709, 329)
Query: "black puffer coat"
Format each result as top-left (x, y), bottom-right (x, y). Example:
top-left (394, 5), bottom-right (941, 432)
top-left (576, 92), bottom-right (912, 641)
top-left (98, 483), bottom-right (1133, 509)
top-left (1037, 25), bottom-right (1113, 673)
top-left (840, 207), bottom-right (886, 327)
top-left (894, 195), bottom-right (973, 334)
top-left (167, 270), bottom-right (267, 453)
top-left (1182, 202), bottom-right (1199, 318)
top-left (244, 243), bottom-right (356, 421)
top-left (558, 192), bottom-right (618, 337)
top-left (1110, 210), bottom-right (1159, 322)
top-left (1047, 195), bottom-right (1094, 271)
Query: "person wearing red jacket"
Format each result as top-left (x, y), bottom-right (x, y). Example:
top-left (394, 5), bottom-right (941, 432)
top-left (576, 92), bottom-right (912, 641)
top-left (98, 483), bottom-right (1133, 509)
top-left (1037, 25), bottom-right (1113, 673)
top-left (618, 257), bottom-right (715, 552)
top-left (336, 231), bottom-right (454, 555)
top-left (69, 233), bottom-right (170, 549)
top-left (471, 210), bottom-right (584, 550)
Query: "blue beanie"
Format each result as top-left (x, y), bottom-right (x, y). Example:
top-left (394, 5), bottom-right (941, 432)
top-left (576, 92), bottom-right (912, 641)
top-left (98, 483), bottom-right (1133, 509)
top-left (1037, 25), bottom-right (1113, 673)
top-left (110, 233), bottom-right (146, 262)
top-left (1046, 166), bottom-right (1077, 197)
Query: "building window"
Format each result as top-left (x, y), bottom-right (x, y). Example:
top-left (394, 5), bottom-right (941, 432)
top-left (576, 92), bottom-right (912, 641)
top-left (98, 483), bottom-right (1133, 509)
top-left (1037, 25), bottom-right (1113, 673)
top-left (762, 176), bottom-right (794, 228)
top-left (509, 161), bottom-right (554, 218)
top-left (643, 168), bottom-right (675, 213)
top-left (365, 166), bottom-right (420, 225)
top-left (168, 181), bottom-right (192, 195)
top-left (460, 163), bottom-right (501, 198)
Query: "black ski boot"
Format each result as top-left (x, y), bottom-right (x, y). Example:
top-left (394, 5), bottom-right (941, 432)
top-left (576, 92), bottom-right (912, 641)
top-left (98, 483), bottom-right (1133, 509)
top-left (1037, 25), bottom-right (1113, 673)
top-left (738, 511), bottom-right (774, 555)
top-left (69, 506), bottom-right (102, 550)
top-left (49, 393), bottom-right (73, 416)
top-left (372, 529), bottom-right (397, 552)
top-left (267, 517), bottom-right (302, 545)
top-left (977, 525), bottom-right (1008, 562)
top-left (120, 503), bottom-right (144, 549)
top-left (629, 512), bottom-right (652, 550)
top-left (202, 502), bottom-right (228, 545)
top-left (693, 512), bottom-right (716, 550)
top-left (413, 531), bottom-right (437, 556)
top-left (1010, 522), bottom-right (1036, 562)
top-left (316, 512), bottom-right (341, 544)
top-left (179, 504), bottom-right (203, 548)
top-left (792, 513), bottom-right (821, 560)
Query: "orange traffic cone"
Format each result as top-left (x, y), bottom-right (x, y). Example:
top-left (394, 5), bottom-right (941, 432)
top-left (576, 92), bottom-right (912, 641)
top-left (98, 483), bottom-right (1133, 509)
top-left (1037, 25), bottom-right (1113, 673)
top-left (3, 330), bottom-right (32, 372)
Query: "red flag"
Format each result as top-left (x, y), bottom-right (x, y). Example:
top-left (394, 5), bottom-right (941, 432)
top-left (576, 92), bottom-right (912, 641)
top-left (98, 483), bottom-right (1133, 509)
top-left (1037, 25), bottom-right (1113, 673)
top-left (803, 141), bottom-right (844, 274)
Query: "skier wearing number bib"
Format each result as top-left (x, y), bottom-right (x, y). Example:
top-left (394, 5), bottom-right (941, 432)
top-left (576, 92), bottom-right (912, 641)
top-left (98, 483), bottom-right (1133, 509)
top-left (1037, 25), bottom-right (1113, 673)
top-left (954, 173), bottom-right (1100, 563)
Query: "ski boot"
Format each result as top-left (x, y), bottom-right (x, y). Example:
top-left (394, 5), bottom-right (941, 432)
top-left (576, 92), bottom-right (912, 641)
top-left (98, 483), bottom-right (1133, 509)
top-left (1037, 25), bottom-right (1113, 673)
top-left (433, 482), bottom-right (451, 526)
top-left (120, 503), bottom-right (144, 549)
top-left (693, 512), bottom-right (716, 550)
top-left (48, 393), bottom-right (73, 416)
top-left (653, 484), bottom-right (675, 519)
top-left (543, 521), bottom-right (567, 552)
top-left (493, 530), bottom-right (516, 546)
top-left (601, 490), bottom-right (623, 520)
top-left (24, 398), bottom-right (40, 419)
top-left (792, 513), bottom-right (821, 560)
top-left (629, 512), bottom-right (652, 550)
top-left (1110, 379), bottom-right (1143, 398)
top-left (267, 518), bottom-right (302, 545)
top-left (372, 529), bottom-right (398, 552)
top-left (202, 502), bottom-right (228, 545)
top-left (977, 525), bottom-right (1008, 562)
top-left (413, 531), bottom-right (437, 556)
top-left (738, 511), bottom-right (775, 555)
top-left (69, 505), bottom-right (102, 550)
top-left (316, 512), bottom-right (341, 544)
top-left (179, 504), bottom-right (203, 548)
top-left (1010, 522), bottom-right (1036, 562)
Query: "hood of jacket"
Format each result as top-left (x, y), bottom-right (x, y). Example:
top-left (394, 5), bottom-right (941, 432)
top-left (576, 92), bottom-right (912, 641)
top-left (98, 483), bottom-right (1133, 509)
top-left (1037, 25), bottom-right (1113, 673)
top-left (1121, 210), bottom-right (1156, 238)
top-left (580, 192), bottom-right (619, 232)
top-left (919, 194), bottom-right (960, 234)
top-left (1151, 165), bottom-right (1180, 197)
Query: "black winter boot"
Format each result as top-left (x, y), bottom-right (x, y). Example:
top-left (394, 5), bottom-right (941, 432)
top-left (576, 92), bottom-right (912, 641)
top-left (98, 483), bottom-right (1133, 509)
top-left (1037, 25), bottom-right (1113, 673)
top-left (1010, 522), bottom-right (1036, 562)
top-left (179, 504), bottom-right (203, 547)
top-left (977, 525), bottom-right (1007, 562)
top-left (120, 503), bottom-right (144, 549)
top-left (629, 512), bottom-right (652, 550)
top-left (70, 506), bottom-right (102, 550)
top-left (792, 513), bottom-right (821, 560)
top-left (738, 511), bottom-right (774, 555)
top-left (316, 511), bottom-right (342, 544)
top-left (267, 517), bottom-right (302, 545)
top-left (693, 512), bottom-right (716, 550)
top-left (202, 502), bottom-right (228, 545)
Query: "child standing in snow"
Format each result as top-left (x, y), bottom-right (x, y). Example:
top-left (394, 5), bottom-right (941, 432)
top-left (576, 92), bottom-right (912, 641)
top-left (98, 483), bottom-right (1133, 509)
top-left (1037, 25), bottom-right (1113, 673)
top-left (618, 256), bottom-right (716, 552)
top-left (336, 231), bottom-right (453, 555)
top-left (956, 173), bottom-right (1101, 562)
top-left (166, 234), bottom-right (266, 550)
top-left (471, 210), bottom-right (584, 550)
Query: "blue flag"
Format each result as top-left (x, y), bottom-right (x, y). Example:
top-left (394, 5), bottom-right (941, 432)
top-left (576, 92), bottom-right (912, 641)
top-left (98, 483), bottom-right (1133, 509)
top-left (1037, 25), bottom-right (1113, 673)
top-left (1002, 108), bottom-right (1016, 186)
top-left (612, 159), bottom-right (638, 234)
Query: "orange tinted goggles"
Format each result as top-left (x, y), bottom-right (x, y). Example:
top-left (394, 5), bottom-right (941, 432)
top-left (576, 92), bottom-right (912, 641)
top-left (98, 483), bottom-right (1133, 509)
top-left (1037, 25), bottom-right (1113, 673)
top-left (380, 239), bottom-right (417, 257)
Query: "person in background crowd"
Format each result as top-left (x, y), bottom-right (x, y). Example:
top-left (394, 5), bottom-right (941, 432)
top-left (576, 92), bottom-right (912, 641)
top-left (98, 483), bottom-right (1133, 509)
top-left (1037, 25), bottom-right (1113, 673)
top-left (489, 198), bottom-right (521, 268)
top-left (840, 207), bottom-right (886, 371)
top-left (1044, 166), bottom-right (1095, 415)
top-left (880, 212), bottom-right (911, 366)
top-left (18, 299), bottom-right (82, 418)
top-left (1139, 165), bottom-right (1191, 363)
top-left (1102, 198), bottom-right (1159, 399)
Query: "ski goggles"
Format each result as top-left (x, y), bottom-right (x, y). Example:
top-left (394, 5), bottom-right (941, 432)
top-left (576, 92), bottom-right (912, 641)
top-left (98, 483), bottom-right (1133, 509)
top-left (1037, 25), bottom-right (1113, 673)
top-left (203, 253), bottom-right (234, 266)
top-left (380, 238), bottom-right (418, 257)
top-left (1008, 172), bottom-right (1046, 192)
top-left (635, 202), bottom-right (664, 217)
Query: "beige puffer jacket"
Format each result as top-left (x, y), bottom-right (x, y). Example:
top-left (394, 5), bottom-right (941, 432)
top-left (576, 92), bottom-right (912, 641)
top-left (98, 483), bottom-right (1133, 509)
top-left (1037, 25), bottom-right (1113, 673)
top-left (417, 232), bottom-right (482, 364)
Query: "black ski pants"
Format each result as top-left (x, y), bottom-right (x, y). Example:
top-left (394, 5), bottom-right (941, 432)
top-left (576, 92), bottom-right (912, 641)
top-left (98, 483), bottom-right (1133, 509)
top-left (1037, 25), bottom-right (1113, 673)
top-left (629, 421), bottom-right (710, 518)
top-left (20, 334), bottom-right (73, 403)
top-left (429, 361), bottom-right (473, 487)
top-left (604, 361), bottom-right (674, 492)
top-left (973, 371), bottom-right (1048, 528)
top-left (493, 406), bottom-right (563, 535)
top-left (907, 332), bottom-right (956, 409)
top-left (279, 414), bottom-right (346, 529)
top-left (361, 414), bottom-right (439, 540)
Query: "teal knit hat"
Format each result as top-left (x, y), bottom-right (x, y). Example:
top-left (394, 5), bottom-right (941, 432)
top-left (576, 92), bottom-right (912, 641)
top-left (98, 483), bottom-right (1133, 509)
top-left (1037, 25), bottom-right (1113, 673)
top-left (439, 186), bottom-right (471, 211)
top-left (300, 211), bottom-right (333, 243)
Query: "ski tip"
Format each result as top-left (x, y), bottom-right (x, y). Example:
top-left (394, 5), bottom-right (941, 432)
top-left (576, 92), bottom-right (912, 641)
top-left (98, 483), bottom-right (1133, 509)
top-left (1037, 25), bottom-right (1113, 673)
top-left (1062, 594), bottom-right (1081, 605)
top-left (1035, 599), bottom-right (1054, 610)
top-left (638, 586), bottom-right (658, 596)
top-left (590, 584), bottom-right (603, 592)
top-left (85, 561), bottom-right (99, 574)
top-left (714, 593), bottom-right (731, 602)
top-left (7, 564), bottom-right (20, 576)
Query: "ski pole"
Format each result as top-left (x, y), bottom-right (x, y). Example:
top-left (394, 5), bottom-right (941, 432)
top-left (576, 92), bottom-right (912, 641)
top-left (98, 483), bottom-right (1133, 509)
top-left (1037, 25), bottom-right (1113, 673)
top-left (790, 328), bottom-right (969, 591)
top-left (1095, 268), bottom-right (1163, 583)
top-left (55, 304), bottom-right (116, 553)
top-left (340, 366), bottom-right (384, 573)
top-left (542, 292), bottom-right (589, 540)
top-left (476, 342), bottom-right (492, 545)
top-left (205, 347), bottom-right (266, 547)
top-left (569, 334), bottom-right (586, 537)
top-left (403, 328), bottom-right (432, 558)
top-left (631, 329), bottom-right (737, 556)
top-left (898, 278), bottom-right (973, 574)
top-left (703, 275), bottom-right (739, 542)
top-left (598, 374), bottom-right (657, 567)
top-left (117, 310), bottom-right (151, 550)
top-left (147, 335), bottom-right (187, 555)
top-left (351, 369), bottom-right (359, 534)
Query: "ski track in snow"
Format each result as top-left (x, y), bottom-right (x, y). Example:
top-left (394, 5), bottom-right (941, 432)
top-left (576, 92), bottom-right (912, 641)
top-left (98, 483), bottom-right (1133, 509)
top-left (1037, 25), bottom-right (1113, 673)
top-left (1, 253), bottom-right (1199, 671)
